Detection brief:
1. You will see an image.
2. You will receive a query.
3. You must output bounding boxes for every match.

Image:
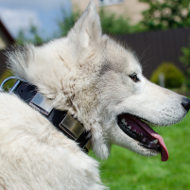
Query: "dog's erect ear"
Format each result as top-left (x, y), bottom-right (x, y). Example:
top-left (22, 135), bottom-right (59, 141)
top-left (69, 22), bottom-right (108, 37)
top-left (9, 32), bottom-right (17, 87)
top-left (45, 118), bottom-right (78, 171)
top-left (68, 0), bottom-right (102, 48)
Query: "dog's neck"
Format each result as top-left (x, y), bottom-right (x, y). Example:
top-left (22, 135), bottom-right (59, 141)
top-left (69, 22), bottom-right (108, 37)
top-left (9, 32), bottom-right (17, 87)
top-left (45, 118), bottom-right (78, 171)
top-left (2, 78), bottom-right (91, 152)
top-left (6, 41), bottom-right (111, 159)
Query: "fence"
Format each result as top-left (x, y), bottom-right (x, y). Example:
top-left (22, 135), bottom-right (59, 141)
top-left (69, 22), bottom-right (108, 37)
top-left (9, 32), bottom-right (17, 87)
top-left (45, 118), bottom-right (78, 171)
top-left (115, 27), bottom-right (190, 78)
top-left (1, 27), bottom-right (190, 78)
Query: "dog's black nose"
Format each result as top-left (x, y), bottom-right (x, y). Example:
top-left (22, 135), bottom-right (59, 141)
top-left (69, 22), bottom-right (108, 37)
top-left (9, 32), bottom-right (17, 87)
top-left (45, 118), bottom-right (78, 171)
top-left (181, 98), bottom-right (190, 112)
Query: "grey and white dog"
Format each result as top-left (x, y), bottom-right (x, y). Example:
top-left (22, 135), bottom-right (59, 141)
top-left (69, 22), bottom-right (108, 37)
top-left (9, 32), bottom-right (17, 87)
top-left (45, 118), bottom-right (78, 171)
top-left (0, 1), bottom-right (189, 190)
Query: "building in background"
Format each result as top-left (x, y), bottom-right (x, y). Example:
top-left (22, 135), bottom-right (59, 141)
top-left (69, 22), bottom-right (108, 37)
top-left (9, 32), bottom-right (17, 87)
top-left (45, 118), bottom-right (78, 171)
top-left (71, 0), bottom-right (148, 24)
top-left (0, 19), bottom-right (15, 77)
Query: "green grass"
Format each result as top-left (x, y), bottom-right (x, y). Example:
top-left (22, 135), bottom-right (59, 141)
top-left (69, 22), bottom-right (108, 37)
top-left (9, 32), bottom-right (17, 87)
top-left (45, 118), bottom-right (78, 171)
top-left (90, 112), bottom-right (190, 190)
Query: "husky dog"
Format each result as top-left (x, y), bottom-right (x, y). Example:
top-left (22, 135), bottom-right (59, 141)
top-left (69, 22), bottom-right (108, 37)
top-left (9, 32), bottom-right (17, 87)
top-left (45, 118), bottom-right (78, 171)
top-left (0, 1), bottom-right (190, 190)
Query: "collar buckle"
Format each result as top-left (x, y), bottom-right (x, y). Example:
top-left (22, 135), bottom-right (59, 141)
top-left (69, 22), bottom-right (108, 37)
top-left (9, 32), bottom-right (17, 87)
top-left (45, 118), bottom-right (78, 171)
top-left (1, 77), bottom-right (92, 152)
top-left (0, 76), bottom-right (21, 93)
top-left (59, 113), bottom-right (85, 140)
top-left (30, 92), bottom-right (53, 116)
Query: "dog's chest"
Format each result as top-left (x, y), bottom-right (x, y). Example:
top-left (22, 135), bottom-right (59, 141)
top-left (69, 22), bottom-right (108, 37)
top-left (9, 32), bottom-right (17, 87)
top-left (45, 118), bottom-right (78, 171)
top-left (0, 93), bottom-right (105, 190)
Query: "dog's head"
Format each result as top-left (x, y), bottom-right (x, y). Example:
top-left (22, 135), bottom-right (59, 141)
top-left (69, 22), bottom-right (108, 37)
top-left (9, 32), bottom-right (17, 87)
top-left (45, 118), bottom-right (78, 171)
top-left (8, 1), bottom-right (190, 161)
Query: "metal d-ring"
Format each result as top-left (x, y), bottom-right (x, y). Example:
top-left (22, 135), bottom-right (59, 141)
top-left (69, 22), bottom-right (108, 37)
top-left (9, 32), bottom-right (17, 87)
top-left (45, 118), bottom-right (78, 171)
top-left (0, 76), bottom-right (22, 93)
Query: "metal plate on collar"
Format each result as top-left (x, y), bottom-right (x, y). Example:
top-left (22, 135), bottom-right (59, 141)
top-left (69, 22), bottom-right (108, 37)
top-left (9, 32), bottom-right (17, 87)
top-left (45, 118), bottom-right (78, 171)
top-left (29, 92), bottom-right (53, 116)
top-left (59, 113), bottom-right (85, 140)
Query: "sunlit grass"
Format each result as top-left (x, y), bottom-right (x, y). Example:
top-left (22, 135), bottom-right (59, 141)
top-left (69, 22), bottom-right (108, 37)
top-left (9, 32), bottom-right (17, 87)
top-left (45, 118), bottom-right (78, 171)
top-left (90, 112), bottom-right (190, 190)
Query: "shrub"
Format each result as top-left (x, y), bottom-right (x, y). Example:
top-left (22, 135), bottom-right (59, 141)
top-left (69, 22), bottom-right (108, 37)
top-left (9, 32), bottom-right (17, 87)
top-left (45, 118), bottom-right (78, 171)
top-left (150, 62), bottom-right (185, 88)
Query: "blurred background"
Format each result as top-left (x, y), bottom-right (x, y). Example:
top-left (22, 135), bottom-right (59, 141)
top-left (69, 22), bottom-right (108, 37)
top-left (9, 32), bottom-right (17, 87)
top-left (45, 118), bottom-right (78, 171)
top-left (0, 0), bottom-right (190, 189)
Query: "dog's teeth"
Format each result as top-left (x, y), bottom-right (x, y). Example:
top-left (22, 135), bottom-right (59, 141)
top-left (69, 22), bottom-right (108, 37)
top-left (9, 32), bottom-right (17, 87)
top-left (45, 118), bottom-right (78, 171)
top-left (121, 119), bottom-right (127, 125)
top-left (142, 138), bottom-right (147, 142)
top-left (128, 126), bottom-right (131, 130)
top-left (152, 139), bottom-right (158, 144)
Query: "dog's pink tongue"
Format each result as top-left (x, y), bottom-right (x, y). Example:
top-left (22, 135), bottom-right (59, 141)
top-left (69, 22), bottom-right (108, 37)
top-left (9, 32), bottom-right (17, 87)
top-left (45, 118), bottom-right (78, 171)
top-left (151, 133), bottom-right (168, 162)
top-left (136, 120), bottom-right (169, 161)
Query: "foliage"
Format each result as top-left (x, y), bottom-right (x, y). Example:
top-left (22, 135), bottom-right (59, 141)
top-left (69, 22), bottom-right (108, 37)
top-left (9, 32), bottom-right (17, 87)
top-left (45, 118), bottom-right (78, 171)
top-left (57, 8), bottom-right (142, 36)
top-left (99, 9), bottom-right (143, 35)
top-left (29, 25), bottom-right (44, 45)
top-left (17, 25), bottom-right (44, 45)
top-left (139, 0), bottom-right (190, 31)
top-left (180, 41), bottom-right (190, 88)
top-left (150, 62), bottom-right (185, 88)
top-left (17, 30), bottom-right (26, 45)
top-left (16, 8), bottom-right (142, 44)
top-left (58, 10), bottom-right (80, 37)
top-left (90, 112), bottom-right (190, 190)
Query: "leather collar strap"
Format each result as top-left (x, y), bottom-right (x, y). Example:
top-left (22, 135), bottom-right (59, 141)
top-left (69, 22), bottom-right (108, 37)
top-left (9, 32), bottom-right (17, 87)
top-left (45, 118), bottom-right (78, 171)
top-left (8, 79), bottom-right (91, 152)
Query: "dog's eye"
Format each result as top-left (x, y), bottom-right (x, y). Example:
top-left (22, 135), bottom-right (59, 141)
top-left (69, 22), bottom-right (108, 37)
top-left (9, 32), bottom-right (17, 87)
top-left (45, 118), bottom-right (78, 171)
top-left (129, 73), bottom-right (140, 82)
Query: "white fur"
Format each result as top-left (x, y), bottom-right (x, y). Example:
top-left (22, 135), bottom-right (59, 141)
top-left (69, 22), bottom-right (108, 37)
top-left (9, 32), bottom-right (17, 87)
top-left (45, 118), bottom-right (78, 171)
top-left (0, 0), bottom-right (188, 189)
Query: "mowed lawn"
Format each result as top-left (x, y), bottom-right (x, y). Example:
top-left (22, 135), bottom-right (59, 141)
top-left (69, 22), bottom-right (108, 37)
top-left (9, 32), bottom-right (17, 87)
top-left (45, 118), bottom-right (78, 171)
top-left (90, 112), bottom-right (190, 190)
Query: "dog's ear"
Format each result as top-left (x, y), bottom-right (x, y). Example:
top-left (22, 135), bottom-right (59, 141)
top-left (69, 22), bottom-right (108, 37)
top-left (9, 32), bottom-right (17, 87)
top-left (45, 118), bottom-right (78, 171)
top-left (68, 0), bottom-right (102, 48)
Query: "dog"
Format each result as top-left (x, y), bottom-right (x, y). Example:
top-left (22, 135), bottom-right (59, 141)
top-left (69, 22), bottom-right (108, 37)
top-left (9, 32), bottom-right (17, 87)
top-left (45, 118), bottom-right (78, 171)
top-left (0, 1), bottom-right (190, 189)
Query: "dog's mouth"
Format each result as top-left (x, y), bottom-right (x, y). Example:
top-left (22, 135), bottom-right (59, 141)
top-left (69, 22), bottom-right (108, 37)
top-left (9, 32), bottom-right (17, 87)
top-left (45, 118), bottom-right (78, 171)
top-left (117, 113), bottom-right (168, 162)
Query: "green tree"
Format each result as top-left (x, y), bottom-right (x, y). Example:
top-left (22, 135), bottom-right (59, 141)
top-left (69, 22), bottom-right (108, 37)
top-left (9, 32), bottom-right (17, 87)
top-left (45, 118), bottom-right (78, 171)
top-left (139, 0), bottom-right (190, 30)
top-left (57, 8), bottom-right (141, 36)
top-left (58, 10), bottom-right (80, 37)
top-left (17, 8), bottom-right (141, 44)
top-left (100, 9), bottom-right (142, 35)
top-left (17, 30), bottom-right (27, 45)
top-left (17, 25), bottom-right (44, 45)
top-left (29, 25), bottom-right (44, 45)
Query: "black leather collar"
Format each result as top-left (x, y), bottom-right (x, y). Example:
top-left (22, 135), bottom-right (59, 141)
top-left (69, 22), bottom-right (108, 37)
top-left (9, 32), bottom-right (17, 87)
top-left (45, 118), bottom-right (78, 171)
top-left (1, 78), bottom-right (91, 152)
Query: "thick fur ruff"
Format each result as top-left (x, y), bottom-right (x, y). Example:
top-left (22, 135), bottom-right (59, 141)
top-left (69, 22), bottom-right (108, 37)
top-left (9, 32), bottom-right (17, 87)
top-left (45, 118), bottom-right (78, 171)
top-left (0, 1), bottom-right (188, 189)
